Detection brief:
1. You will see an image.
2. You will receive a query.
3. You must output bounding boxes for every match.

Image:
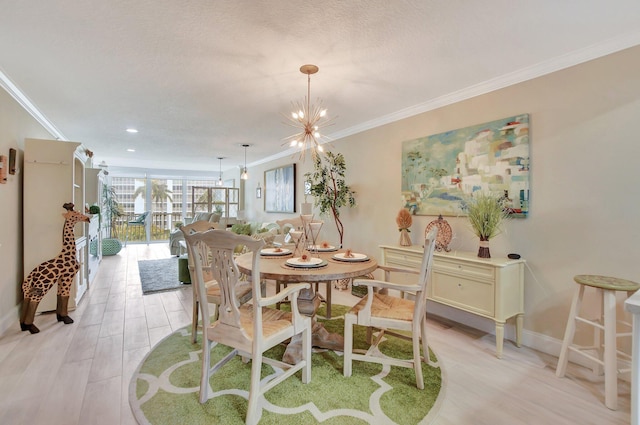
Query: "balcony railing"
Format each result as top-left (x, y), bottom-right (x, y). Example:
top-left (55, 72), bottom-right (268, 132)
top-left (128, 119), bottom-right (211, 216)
top-left (107, 212), bottom-right (183, 243)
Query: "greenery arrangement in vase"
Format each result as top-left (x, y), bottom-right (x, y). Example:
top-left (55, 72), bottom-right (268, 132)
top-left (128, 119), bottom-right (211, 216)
top-left (464, 192), bottom-right (508, 258)
top-left (304, 151), bottom-right (356, 248)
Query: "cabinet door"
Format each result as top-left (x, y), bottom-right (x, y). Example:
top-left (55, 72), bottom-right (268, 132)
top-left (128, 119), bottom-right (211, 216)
top-left (431, 271), bottom-right (495, 316)
top-left (75, 238), bottom-right (87, 303)
top-left (87, 216), bottom-right (101, 284)
top-left (384, 248), bottom-right (422, 269)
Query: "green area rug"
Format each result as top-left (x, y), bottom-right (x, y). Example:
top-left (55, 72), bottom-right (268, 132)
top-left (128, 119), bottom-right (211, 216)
top-left (129, 305), bottom-right (444, 424)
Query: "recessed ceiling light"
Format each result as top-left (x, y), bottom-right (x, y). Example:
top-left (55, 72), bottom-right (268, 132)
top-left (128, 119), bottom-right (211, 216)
top-left (126, 128), bottom-right (138, 133)
top-left (127, 148), bottom-right (135, 152)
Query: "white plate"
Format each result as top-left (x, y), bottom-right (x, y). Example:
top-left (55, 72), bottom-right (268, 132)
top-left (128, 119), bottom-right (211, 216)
top-left (260, 248), bottom-right (291, 256)
top-left (286, 257), bottom-right (325, 268)
top-left (332, 252), bottom-right (369, 262)
top-left (309, 244), bottom-right (338, 252)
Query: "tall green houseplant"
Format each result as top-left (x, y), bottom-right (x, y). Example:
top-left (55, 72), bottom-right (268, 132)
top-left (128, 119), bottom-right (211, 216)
top-left (305, 151), bottom-right (356, 247)
top-left (102, 183), bottom-right (123, 239)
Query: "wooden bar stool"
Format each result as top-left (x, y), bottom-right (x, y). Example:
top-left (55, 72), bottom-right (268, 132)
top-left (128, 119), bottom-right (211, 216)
top-left (556, 274), bottom-right (640, 410)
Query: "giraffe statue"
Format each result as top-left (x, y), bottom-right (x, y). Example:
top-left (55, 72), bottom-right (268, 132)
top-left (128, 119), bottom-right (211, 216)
top-left (20, 202), bottom-right (91, 334)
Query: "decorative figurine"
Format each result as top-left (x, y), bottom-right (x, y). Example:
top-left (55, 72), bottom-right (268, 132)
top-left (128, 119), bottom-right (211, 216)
top-left (425, 214), bottom-right (453, 252)
top-left (20, 203), bottom-right (91, 334)
top-left (396, 208), bottom-right (412, 246)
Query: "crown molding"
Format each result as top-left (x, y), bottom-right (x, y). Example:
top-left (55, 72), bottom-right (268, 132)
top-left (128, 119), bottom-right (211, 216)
top-left (328, 29), bottom-right (640, 142)
top-left (2, 29), bottom-right (639, 169)
top-left (0, 68), bottom-right (67, 141)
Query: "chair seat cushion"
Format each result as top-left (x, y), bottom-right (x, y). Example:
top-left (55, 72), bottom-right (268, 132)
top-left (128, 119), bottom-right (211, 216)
top-left (238, 305), bottom-right (293, 339)
top-left (349, 293), bottom-right (415, 321)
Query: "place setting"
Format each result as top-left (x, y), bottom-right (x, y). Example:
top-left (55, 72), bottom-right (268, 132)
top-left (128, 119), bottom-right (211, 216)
top-left (283, 254), bottom-right (328, 269)
top-left (308, 241), bottom-right (339, 252)
top-left (331, 249), bottom-right (370, 263)
top-left (260, 247), bottom-right (293, 257)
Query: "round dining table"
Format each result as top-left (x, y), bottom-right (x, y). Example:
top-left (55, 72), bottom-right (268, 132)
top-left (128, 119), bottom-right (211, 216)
top-left (235, 248), bottom-right (378, 363)
top-left (235, 248), bottom-right (379, 318)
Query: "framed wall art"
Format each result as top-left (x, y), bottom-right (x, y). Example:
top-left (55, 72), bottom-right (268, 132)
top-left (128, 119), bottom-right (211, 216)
top-left (264, 164), bottom-right (296, 213)
top-left (401, 114), bottom-right (530, 217)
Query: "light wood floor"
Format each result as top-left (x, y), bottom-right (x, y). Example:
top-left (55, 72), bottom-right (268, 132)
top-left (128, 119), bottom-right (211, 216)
top-left (0, 243), bottom-right (631, 425)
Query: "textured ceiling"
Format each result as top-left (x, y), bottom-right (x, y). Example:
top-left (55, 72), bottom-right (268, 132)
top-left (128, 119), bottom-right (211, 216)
top-left (1, 0), bottom-right (639, 173)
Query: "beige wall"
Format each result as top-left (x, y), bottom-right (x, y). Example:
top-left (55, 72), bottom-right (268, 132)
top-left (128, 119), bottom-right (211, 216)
top-left (245, 45), bottom-right (640, 354)
top-left (1, 46), bottom-right (639, 355)
top-left (0, 88), bottom-right (51, 333)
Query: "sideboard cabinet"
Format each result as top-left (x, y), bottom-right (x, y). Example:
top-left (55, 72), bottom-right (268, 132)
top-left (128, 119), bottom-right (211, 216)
top-left (379, 245), bottom-right (525, 358)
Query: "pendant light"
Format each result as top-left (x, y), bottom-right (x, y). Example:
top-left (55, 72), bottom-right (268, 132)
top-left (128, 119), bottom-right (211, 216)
top-left (241, 144), bottom-right (250, 180)
top-left (217, 157), bottom-right (224, 186)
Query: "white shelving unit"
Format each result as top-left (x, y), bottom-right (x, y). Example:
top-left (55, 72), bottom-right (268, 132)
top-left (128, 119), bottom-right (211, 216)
top-left (85, 168), bottom-right (105, 285)
top-left (24, 138), bottom-right (90, 313)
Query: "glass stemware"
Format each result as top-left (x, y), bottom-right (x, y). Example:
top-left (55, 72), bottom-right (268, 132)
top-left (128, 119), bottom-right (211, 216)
top-left (289, 230), bottom-right (304, 257)
top-left (308, 221), bottom-right (323, 255)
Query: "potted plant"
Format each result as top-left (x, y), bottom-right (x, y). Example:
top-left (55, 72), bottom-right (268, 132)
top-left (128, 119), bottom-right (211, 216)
top-left (101, 183), bottom-right (124, 255)
top-left (464, 191), bottom-right (508, 258)
top-left (304, 151), bottom-right (356, 248)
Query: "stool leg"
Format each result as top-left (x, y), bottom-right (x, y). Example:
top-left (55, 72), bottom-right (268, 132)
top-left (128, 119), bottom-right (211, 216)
top-left (593, 289), bottom-right (604, 376)
top-left (556, 284), bottom-right (585, 377)
top-left (603, 289), bottom-right (618, 410)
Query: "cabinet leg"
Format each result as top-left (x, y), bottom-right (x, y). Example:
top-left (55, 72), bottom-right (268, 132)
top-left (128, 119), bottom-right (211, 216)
top-left (495, 321), bottom-right (505, 359)
top-left (516, 314), bottom-right (523, 348)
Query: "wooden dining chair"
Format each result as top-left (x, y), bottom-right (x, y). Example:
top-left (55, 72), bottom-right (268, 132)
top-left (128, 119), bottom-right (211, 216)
top-left (183, 229), bottom-right (312, 425)
top-left (343, 226), bottom-right (439, 389)
top-left (181, 221), bottom-right (253, 343)
top-left (275, 217), bottom-right (303, 243)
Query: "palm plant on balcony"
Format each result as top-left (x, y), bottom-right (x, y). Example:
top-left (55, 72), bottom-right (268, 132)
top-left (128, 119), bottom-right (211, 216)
top-left (102, 184), bottom-right (123, 239)
top-left (101, 183), bottom-right (124, 255)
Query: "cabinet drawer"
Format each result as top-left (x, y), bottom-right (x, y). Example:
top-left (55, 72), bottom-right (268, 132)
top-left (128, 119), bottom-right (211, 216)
top-left (430, 272), bottom-right (494, 316)
top-left (384, 250), bottom-right (422, 268)
top-left (434, 257), bottom-right (494, 281)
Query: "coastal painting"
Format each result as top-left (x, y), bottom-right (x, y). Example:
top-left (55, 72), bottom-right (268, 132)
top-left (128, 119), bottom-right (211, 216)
top-left (401, 114), bottom-right (530, 217)
top-left (265, 164), bottom-right (296, 213)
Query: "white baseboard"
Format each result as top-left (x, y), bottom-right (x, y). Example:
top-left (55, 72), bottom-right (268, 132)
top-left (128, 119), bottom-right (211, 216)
top-left (427, 301), bottom-right (598, 370)
top-left (0, 304), bottom-right (20, 337)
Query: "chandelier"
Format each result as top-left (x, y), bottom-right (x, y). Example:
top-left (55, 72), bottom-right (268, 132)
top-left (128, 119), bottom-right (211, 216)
top-left (283, 64), bottom-right (333, 160)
